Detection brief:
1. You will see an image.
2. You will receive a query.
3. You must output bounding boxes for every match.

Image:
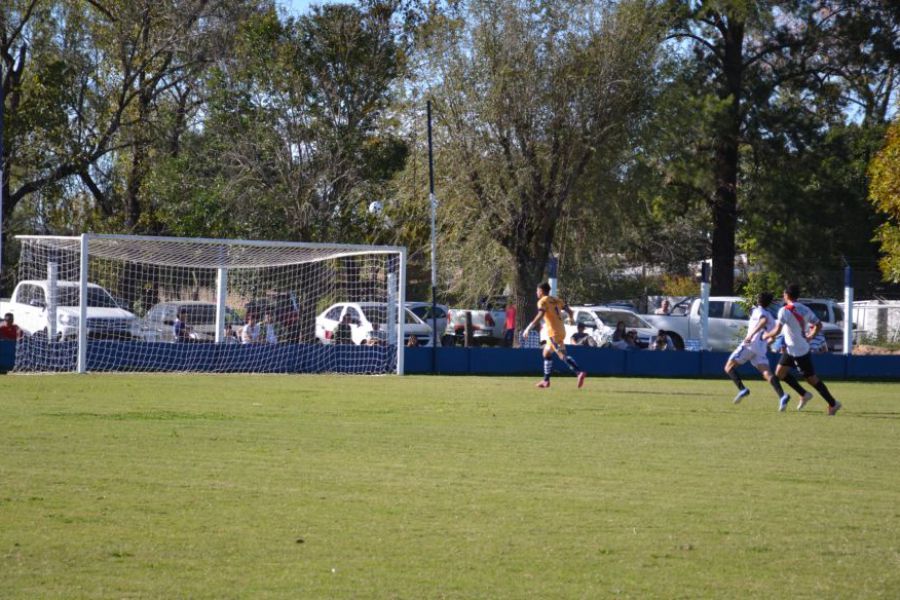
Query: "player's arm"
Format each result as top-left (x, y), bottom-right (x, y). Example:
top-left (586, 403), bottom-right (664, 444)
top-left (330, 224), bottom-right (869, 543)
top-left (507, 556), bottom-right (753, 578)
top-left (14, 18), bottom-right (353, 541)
top-left (521, 309), bottom-right (545, 338)
top-left (763, 320), bottom-right (784, 342)
top-left (806, 319), bottom-right (822, 341)
top-left (744, 315), bottom-right (768, 344)
top-left (564, 305), bottom-right (574, 323)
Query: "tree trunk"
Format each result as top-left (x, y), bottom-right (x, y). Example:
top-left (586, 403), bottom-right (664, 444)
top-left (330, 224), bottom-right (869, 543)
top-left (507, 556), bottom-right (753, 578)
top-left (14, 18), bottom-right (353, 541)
top-left (710, 17), bottom-right (744, 295)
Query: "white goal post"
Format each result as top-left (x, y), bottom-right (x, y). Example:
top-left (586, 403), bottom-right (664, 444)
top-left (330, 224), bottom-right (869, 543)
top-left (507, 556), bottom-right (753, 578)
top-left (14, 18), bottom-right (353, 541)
top-left (9, 234), bottom-right (408, 374)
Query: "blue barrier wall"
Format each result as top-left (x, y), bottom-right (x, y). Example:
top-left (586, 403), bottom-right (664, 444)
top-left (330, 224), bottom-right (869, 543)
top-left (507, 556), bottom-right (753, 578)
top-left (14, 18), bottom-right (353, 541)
top-left (3, 340), bottom-right (900, 379)
top-left (405, 346), bottom-right (900, 380)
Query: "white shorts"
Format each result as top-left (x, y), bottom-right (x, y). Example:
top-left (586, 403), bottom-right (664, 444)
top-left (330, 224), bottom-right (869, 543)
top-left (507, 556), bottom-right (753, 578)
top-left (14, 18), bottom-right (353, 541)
top-left (728, 343), bottom-right (769, 369)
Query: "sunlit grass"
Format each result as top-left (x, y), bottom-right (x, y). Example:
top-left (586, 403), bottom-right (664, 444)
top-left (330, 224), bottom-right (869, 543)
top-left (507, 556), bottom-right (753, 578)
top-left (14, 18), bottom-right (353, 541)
top-left (1, 374), bottom-right (898, 598)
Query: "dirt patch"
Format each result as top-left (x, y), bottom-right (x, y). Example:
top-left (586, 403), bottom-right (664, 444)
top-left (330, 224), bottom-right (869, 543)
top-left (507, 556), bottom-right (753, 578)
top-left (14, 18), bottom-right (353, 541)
top-left (852, 345), bottom-right (900, 355)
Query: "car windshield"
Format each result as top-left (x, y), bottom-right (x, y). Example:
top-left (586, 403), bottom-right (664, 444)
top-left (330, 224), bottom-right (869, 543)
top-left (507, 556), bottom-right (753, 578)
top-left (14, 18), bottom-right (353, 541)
top-left (806, 303), bottom-right (830, 322)
top-left (362, 305), bottom-right (422, 326)
top-left (595, 310), bottom-right (649, 329)
top-left (181, 305), bottom-right (221, 324)
top-left (57, 287), bottom-right (120, 308)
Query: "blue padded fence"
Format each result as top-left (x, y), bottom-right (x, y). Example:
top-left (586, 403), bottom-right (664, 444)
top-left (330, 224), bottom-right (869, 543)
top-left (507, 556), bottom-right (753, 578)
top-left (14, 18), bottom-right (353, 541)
top-left (2, 341), bottom-right (900, 379)
top-left (405, 346), bottom-right (900, 380)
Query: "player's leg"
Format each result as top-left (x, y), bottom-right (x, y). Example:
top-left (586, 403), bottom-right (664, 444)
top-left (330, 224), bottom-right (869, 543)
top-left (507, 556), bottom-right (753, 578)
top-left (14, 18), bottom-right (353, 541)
top-left (536, 343), bottom-right (554, 388)
top-left (554, 339), bottom-right (586, 387)
top-left (776, 355), bottom-right (813, 408)
top-left (756, 361), bottom-right (789, 411)
top-left (796, 356), bottom-right (840, 413)
top-left (725, 347), bottom-right (750, 403)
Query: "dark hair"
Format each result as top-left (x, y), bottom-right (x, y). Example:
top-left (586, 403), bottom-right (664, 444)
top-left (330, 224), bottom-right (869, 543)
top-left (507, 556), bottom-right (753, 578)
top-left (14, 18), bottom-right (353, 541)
top-left (538, 282), bottom-right (551, 295)
top-left (784, 284), bottom-right (801, 301)
top-left (757, 292), bottom-right (774, 308)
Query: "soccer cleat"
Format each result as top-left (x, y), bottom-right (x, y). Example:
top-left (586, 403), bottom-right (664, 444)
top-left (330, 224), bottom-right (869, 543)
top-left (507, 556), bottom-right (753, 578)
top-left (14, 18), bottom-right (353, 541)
top-left (778, 394), bottom-right (790, 412)
top-left (827, 400), bottom-right (842, 416)
top-left (536, 380), bottom-right (550, 388)
top-left (797, 391), bottom-right (813, 411)
top-left (577, 372), bottom-right (586, 389)
top-left (733, 388), bottom-right (750, 404)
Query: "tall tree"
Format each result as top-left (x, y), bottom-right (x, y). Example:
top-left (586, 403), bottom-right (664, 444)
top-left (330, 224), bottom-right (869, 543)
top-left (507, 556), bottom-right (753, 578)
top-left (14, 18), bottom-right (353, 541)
top-left (418, 0), bottom-right (662, 313)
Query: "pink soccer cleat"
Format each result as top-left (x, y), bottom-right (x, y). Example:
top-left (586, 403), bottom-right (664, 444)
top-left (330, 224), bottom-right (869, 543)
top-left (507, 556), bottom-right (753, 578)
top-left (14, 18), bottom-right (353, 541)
top-left (536, 380), bottom-right (550, 388)
top-left (577, 372), bottom-right (586, 389)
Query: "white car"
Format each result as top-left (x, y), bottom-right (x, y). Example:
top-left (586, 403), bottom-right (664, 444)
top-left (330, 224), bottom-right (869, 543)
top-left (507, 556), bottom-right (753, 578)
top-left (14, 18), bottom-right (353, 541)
top-left (405, 302), bottom-right (449, 339)
top-left (0, 280), bottom-right (140, 341)
top-left (315, 302), bottom-right (434, 346)
top-left (561, 306), bottom-right (658, 348)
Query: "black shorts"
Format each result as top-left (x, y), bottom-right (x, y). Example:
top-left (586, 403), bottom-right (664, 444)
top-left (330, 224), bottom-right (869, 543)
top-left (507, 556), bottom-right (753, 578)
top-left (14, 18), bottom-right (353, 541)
top-left (779, 352), bottom-right (816, 377)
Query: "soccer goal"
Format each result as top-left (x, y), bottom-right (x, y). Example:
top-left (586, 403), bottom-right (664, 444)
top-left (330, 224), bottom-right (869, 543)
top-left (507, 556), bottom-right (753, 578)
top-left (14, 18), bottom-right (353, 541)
top-left (10, 234), bottom-right (407, 374)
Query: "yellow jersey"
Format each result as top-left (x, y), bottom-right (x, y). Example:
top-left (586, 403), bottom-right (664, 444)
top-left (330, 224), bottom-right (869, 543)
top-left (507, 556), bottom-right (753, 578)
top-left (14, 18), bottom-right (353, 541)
top-left (538, 295), bottom-right (567, 342)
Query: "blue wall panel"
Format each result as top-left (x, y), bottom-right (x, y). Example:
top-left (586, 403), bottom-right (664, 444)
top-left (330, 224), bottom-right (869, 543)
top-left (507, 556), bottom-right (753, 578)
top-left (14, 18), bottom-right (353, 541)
top-left (847, 355), bottom-right (900, 379)
top-left (4, 340), bottom-right (900, 379)
top-left (628, 349), bottom-right (702, 377)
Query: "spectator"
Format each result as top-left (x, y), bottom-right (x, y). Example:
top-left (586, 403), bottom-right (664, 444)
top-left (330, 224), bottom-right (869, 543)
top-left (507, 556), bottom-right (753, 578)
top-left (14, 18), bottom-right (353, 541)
top-left (263, 312), bottom-right (278, 344)
top-left (223, 323), bottom-right (240, 344)
top-left (570, 322), bottom-right (597, 347)
top-left (406, 334), bottom-right (419, 347)
top-left (610, 321), bottom-right (628, 350)
top-left (652, 330), bottom-right (673, 351)
top-left (366, 331), bottom-right (386, 346)
top-left (0, 313), bottom-right (23, 341)
top-left (173, 308), bottom-right (193, 342)
top-left (655, 299), bottom-right (671, 315)
top-left (504, 301), bottom-right (517, 347)
top-left (332, 314), bottom-right (353, 345)
top-left (624, 330), bottom-right (640, 349)
top-left (241, 313), bottom-right (261, 344)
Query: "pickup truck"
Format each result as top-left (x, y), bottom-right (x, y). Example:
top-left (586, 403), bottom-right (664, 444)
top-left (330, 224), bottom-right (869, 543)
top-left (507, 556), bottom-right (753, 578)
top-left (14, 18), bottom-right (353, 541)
top-left (0, 280), bottom-right (140, 341)
top-left (443, 299), bottom-right (508, 347)
top-left (641, 296), bottom-right (844, 352)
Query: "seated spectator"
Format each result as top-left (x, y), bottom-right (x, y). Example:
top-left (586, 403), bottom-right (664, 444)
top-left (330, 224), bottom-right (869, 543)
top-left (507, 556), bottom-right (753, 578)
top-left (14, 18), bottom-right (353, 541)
top-left (173, 309), bottom-right (193, 342)
top-left (406, 334), bottom-right (419, 347)
top-left (223, 323), bottom-right (240, 344)
top-left (365, 331), bottom-right (386, 346)
top-left (570, 322), bottom-right (597, 347)
top-left (263, 312), bottom-right (278, 344)
top-left (610, 321), bottom-right (629, 350)
top-left (652, 329), bottom-right (673, 351)
top-left (624, 330), bottom-right (640, 349)
top-left (241, 314), bottom-right (261, 344)
top-left (0, 313), bottom-right (23, 341)
top-left (332, 314), bottom-right (353, 345)
top-left (655, 299), bottom-right (671, 315)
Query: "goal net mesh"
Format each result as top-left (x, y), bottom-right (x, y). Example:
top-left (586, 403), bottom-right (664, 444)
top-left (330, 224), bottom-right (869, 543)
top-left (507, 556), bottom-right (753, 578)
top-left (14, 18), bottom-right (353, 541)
top-left (11, 235), bottom-right (406, 374)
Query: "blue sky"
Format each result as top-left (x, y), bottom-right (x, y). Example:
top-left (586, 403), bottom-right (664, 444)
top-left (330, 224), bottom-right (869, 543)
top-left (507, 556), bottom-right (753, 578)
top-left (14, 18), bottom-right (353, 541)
top-left (279, 0), bottom-right (353, 17)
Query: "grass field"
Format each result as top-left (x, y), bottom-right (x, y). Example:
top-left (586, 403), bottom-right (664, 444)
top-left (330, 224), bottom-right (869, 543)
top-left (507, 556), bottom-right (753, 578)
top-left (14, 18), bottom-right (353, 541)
top-left (1, 374), bottom-right (899, 599)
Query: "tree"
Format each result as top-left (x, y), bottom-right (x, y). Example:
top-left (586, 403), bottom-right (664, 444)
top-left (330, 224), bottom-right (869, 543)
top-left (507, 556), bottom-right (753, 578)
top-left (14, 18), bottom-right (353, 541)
top-left (869, 117), bottom-right (900, 282)
top-left (417, 0), bottom-right (662, 316)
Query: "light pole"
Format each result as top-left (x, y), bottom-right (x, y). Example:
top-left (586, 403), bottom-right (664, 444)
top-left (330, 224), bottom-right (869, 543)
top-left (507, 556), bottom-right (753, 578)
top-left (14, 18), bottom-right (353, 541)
top-left (427, 100), bottom-right (438, 369)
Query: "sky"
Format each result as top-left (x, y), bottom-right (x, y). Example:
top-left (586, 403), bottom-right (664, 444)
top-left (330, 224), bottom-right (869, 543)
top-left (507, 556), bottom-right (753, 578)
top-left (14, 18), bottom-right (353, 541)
top-left (278, 0), bottom-right (353, 17)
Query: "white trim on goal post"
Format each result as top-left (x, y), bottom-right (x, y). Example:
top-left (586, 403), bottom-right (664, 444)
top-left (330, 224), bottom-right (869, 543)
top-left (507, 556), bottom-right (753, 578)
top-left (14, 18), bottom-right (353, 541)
top-left (77, 234), bottom-right (89, 374)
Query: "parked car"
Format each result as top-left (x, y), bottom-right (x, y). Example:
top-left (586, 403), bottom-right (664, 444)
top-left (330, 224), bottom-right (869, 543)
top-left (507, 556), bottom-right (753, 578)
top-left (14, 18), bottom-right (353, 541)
top-left (644, 296), bottom-right (845, 352)
top-left (141, 301), bottom-right (243, 342)
top-left (406, 301), bottom-right (449, 341)
top-left (315, 302), bottom-right (434, 346)
top-left (443, 297), bottom-right (508, 346)
top-left (0, 280), bottom-right (140, 341)
top-left (245, 292), bottom-right (302, 342)
top-left (566, 306), bottom-right (657, 348)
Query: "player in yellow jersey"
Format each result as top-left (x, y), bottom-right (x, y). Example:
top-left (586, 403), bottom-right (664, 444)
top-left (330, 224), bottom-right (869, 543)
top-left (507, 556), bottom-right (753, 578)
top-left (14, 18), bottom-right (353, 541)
top-left (521, 282), bottom-right (586, 389)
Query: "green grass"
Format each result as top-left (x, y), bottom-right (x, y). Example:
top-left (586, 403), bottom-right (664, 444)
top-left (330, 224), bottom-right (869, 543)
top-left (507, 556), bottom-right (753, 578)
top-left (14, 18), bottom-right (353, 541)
top-left (1, 374), bottom-right (899, 599)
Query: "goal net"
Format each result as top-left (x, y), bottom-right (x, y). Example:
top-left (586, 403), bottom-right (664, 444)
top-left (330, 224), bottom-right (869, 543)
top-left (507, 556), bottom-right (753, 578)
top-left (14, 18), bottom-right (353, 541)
top-left (10, 235), bottom-right (408, 374)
